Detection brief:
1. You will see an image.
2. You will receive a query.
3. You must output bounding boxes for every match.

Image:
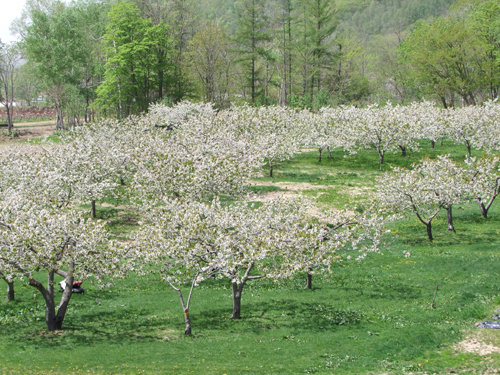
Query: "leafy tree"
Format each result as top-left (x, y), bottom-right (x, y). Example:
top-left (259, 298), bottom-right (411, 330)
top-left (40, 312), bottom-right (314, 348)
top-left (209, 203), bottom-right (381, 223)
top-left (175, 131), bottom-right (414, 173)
top-left (304, 0), bottom-right (337, 96)
top-left (370, 33), bottom-right (422, 104)
top-left (15, 62), bottom-right (42, 107)
top-left (468, 0), bottom-right (500, 99)
top-left (94, 2), bottom-right (173, 117)
top-left (400, 17), bottom-right (486, 107)
top-left (133, 0), bottom-right (199, 101)
top-left (169, 0), bottom-right (199, 102)
top-left (72, 0), bottom-right (111, 122)
top-left (0, 42), bottom-right (22, 133)
top-left (329, 36), bottom-right (370, 105)
top-left (276, 0), bottom-right (294, 105)
top-left (187, 22), bottom-right (234, 108)
top-left (23, 2), bottom-right (88, 129)
top-left (292, 0), bottom-right (337, 105)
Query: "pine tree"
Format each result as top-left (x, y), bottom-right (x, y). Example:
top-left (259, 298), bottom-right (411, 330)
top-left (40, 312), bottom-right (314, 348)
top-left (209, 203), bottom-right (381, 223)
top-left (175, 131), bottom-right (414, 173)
top-left (294, 0), bottom-right (336, 102)
top-left (234, 0), bottom-right (272, 103)
top-left (277, 0), bottom-right (294, 105)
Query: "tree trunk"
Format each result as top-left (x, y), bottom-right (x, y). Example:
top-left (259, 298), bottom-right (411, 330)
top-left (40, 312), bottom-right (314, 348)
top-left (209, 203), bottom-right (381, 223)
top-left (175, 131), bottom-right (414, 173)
top-left (29, 269), bottom-right (73, 332)
top-left (55, 101), bottom-right (64, 131)
top-left (466, 141), bottom-right (471, 158)
top-left (327, 146), bottom-right (332, 158)
top-left (305, 271), bottom-right (312, 290)
top-left (6, 105), bottom-right (13, 134)
top-left (431, 140), bottom-right (435, 149)
top-left (184, 309), bottom-right (192, 335)
top-left (426, 222), bottom-right (433, 241)
top-left (379, 151), bottom-right (385, 165)
top-left (39, 270), bottom-right (57, 332)
top-left (7, 280), bottom-right (14, 301)
top-left (269, 163), bottom-right (273, 178)
top-left (441, 137), bottom-right (444, 146)
top-left (477, 198), bottom-right (488, 218)
top-left (91, 200), bottom-right (96, 219)
top-left (318, 148), bottom-right (322, 162)
top-left (55, 274), bottom-right (74, 330)
top-left (231, 282), bottom-right (243, 319)
top-left (170, 280), bottom-right (196, 336)
top-left (399, 145), bottom-right (406, 157)
top-left (447, 206), bottom-right (456, 233)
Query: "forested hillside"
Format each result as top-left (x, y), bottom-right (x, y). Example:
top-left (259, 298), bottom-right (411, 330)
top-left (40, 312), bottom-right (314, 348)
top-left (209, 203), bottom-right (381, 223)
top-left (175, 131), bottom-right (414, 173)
top-left (337, 0), bottom-right (454, 35)
top-left (200, 0), bottom-right (454, 35)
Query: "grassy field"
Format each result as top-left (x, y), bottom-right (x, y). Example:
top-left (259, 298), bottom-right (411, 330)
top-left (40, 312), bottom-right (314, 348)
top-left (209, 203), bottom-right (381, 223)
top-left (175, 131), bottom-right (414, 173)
top-left (1, 139), bottom-right (500, 374)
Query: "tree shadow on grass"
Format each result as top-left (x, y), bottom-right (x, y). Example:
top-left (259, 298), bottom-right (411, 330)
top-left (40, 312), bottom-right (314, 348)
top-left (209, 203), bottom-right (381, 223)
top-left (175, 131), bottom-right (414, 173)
top-left (192, 299), bottom-right (367, 334)
top-left (3, 308), bottom-right (178, 349)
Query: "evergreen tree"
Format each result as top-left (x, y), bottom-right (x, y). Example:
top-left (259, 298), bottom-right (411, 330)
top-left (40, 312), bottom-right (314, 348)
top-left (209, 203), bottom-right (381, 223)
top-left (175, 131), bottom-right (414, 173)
top-left (293, 0), bottom-right (336, 104)
top-left (234, 0), bottom-right (272, 103)
top-left (307, 0), bottom-right (337, 96)
top-left (276, 0), bottom-right (294, 106)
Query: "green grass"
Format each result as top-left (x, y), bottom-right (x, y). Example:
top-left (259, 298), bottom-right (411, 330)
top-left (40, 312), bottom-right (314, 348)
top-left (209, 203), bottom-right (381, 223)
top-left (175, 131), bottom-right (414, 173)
top-left (1, 138), bottom-right (500, 374)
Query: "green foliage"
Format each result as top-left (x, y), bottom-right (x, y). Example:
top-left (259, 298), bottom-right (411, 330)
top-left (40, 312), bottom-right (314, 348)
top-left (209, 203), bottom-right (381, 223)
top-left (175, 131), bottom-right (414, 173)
top-left (22, 0), bottom-right (110, 126)
top-left (340, 0), bottom-right (455, 36)
top-left (292, 0), bottom-right (337, 103)
top-left (399, 2), bottom-right (500, 106)
top-left (288, 93), bottom-right (312, 110)
top-left (24, 5), bottom-right (86, 90)
top-left (187, 22), bottom-right (234, 108)
top-left (94, 2), bottom-right (173, 117)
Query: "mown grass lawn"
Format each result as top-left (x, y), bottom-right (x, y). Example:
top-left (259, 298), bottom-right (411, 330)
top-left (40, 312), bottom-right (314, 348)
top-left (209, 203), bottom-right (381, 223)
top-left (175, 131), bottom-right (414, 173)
top-left (1, 139), bottom-right (499, 374)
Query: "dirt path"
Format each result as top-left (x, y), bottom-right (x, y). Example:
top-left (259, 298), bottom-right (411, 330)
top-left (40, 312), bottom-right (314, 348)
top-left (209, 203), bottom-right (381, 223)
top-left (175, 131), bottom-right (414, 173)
top-left (14, 120), bottom-right (56, 127)
top-left (0, 125), bottom-right (56, 146)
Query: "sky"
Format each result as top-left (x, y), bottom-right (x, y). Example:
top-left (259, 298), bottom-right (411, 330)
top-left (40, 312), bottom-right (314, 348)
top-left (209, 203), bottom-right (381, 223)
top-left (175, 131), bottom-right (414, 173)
top-left (0, 0), bottom-right (27, 44)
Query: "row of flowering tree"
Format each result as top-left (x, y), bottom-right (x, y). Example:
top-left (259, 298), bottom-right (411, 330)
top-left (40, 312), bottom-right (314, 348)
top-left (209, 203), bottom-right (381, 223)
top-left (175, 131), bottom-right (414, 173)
top-left (304, 100), bottom-right (500, 164)
top-left (135, 197), bottom-right (388, 334)
top-left (376, 155), bottom-right (500, 241)
top-left (0, 101), bottom-right (390, 335)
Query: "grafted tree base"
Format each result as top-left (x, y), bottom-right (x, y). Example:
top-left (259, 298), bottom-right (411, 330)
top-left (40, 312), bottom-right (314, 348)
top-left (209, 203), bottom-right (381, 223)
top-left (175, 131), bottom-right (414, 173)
top-left (399, 145), bottom-right (407, 157)
top-left (447, 207), bottom-right (456, 233)
top-left (91, 200), bottom-right (96, 219)
top-left (426, 223), bottom-right (433, 241)
top-left (7, 281), bottom-right (15, 302)
top-left (477, 200), bottom-right (490, 219)
top-left (305, 273), bottom-right (312, 289)
top-left (184, 310), bottom-right (192, 336)
top-left (231, 284), bottom-right (242, 319)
